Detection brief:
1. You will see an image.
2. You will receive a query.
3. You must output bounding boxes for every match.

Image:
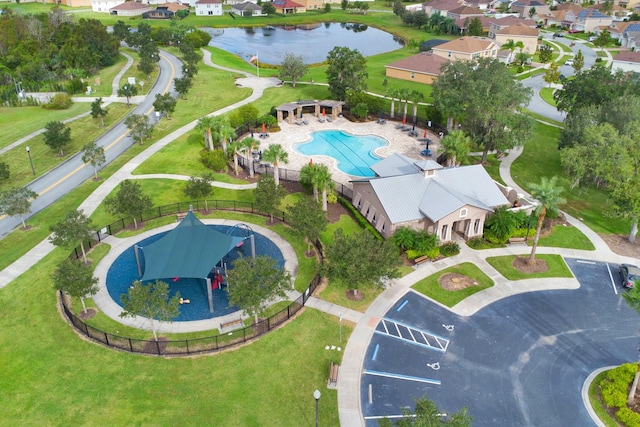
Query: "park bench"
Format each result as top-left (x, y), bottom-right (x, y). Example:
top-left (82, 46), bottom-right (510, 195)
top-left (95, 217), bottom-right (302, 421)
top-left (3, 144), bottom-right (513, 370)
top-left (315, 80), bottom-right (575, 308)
top-left (508, 237), bottom-right (527, 245)
top-left (414, 255), bottom-right (430, 265)
top-left (176, 212), bottom-right (188, 222)
top-left (327, 362), bottom-right (340, 389)
top-left (220, 317), bottom-right (243, 333)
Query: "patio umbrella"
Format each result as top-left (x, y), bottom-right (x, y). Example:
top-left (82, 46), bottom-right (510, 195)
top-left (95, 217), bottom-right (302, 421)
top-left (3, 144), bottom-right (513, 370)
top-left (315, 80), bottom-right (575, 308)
top-left (402, 117), bottom-right (406, 125)
top-left (262, 123), bottom-right (266, 134)
top-left (322, 108), bottom-right (326, 117)
top-left (423, 129), bottom-right (427, 138)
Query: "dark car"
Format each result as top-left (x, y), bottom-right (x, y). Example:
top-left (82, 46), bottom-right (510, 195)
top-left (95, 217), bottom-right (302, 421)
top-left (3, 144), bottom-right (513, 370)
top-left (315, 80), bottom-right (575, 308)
top-left (619, 264), bottom-right (640, 289)
top-left (553, 33), bottom-right (564, 38)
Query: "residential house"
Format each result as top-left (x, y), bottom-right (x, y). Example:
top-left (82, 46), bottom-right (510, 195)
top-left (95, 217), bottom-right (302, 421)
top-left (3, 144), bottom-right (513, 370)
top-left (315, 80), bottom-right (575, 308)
top-left (272, 0), bottom-right (305, 13)
top-left (109, 1), bottom-right (152, 16)
top-left (510, 0), bottom-right (550, 19)
top-left (423, 0), bottom-right (464, 17)
top-left (465, 0), bottom-right (491, 10)
top-left (447, 5), bottom-right (484, 20)
top-left (621, 23), bottom-right (640, 49)
top-left (494, 23), bottom-right (540, 58)
top-left (488, 15), bottom-right (536, 38)
top-left (60, 0), bottom-right (91, 7)
top-left (539, 6), bottom-right (581, 29)
top-left (92, 0), bottom-right (124, 13)
top-left (385, 51), bottom-right (450, 84)
top-left (142, 6), bottom-right (175, 18)
top-left (573, 8), bottom-right (612, 32)
top-left (195, 0), bottom-right (223, 15)
top-left (431, 36), bottom-right (498, 61)
top-left (295, 0), bottom-right (324, 10)
top-left (455, 15), bottom-right (492, 34)
top-left (232, 1), bottom-right (264, 16)
top-left (351, 154), bottom-right (512, 241)
top-left (612, 50), bottom-right (640, 73)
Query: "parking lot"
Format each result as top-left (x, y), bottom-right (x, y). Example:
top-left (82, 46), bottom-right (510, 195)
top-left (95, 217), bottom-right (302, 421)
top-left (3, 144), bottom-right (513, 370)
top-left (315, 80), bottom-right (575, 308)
top-left (361, 257), bottom-right (639, 426)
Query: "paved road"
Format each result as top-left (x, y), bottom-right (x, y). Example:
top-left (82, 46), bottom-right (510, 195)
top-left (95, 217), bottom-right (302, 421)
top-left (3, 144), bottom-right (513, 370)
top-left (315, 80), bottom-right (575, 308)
top-left (0, 50), bottom-right (182, 238)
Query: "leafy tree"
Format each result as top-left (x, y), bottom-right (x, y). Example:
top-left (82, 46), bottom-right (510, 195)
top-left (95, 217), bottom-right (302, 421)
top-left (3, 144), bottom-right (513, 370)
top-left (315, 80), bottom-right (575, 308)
top-left (52, 259), bottom-right (99, 315)
top-left (174, 76), bottom-right (193, 100)
top-left (543, 61), bottom-right (561, 88)
top-left (81, 141), bottom-right (106, 180)
top-left (324, 3), bottom-right (331, 12)
top-left (124, 113), bottom-right (154, 145)
top-left (593, 28), bottom-right (613, 48)
top-left (90, 97), bottom-right (108, 127)
top-left (112, 20), bottom-right (130, 41)
top-left (325, 46), bottom-right (368, 101)
top-left (0, 187), bottom-right (38, 229)
top-left (287, 196), bottom-right (327, 255)
top-left (601, 0), bottom-right (613, 15)
top-left (528, 176), bottom-right (565, 265)
top-left (393, 0), bottom-right (405, 15)
top-left (529, 6), bottom-right (536, 18)
top-left (538, 44), bottom-right (553, 64)
top-left (352, 102), bottom-right (369, 120)
top-left (279, 52), bottom-right (308, 88)
top-left (572, 49), bottom-right (585, 73)
top-left (120, 280), bottom-right (181, 341)
top-left (323, 229), bottom-right (400, 295)
top-left (229, 103), bottom-right (259, 128)
top-left (254, 175), bottom-right (286, 223)
top-left (227, 255), bottom-right (293, 324)
top-left (262, 2), bottom-right (275, 14)
top-left (378, 395), bottom-right (472, 426)
top-left (105, 180), bottom-right (153, 229)
top-left (0, 161), bottom-right (9, 180)
top-left (440, 130), bottom-right (471, 167)
top-left (183, 174), bottom-right (214, 212)
top-left (262, 143), bottom-right (289, 187)
top-left (43, 121), bottom-right (72, 156)
top-left (152, 93), bottom-right (177, 120)
top-left (514, 51), bottom-right (531, 67)
top-left (467, 17), bottom-right (483, 36)
top-left (118, 83), bottom-right (138, 106)
top-left (49, 209), bottom-right (94, 264)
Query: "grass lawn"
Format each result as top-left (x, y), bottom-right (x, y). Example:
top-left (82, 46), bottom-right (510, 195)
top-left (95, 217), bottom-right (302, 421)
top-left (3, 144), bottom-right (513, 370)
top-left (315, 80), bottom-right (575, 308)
top-left (411, 262), bottom-right (494, 307)
top-left (0, 103), bottom-right (133, 193)
top-left (319, 282), bottom-right (385, 313)
top-left (538, 224), bottom-right (595, 250)
top-left (539, 87), bottom-right (557, 106)
top-left (0, 245), bottom-right (348, 425)
top-left (0, 103), bottom-right (88, 151)
top-left (485, 254), bottom-right (573, 280)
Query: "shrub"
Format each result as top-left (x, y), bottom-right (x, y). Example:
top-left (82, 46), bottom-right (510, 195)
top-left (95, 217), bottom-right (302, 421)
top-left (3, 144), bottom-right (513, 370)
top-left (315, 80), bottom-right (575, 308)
top-left (425, 246), bottom-right (440, 259)
top-left (616, 407), bottom-right (640, 426)
top-left (439, 242), bottom-right (460, 257)
top-left (405, 249), bottom-right (422, 260)
top-left (601, 363), bottom-right (636, 409)
top-left (327, 190), bottom-right (337, 205)
top-left (337, 196), bottom-right (382, 240)
top-left (257, 114), bottom-right (277, 129)
top-left (200, 149), bottom-right (227, 171)
top-left (43, 93), bottom-right (73, 110)
top-left (352, 102), bottom-right (369, 120)
top-left (466, 237), bottom-right (486, 249)
top-left (66, 78), bottom-right (85, 95)
top-left (414, 232), bottom-right (438, 252)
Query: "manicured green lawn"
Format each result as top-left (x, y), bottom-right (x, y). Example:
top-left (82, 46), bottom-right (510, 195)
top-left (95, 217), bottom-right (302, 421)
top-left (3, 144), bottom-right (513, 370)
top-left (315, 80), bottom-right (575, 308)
top-left (485, 254), bottom-right (573, 280)
top-left (588, 369), bottom-right (620, 427)
top-left (0, 103), bottom-right (132, 193)
top-left (538, 224), bottom-right (595, 250)
top-left (539, 87), bottom-right (557, 106)
top-left (411, 262), bottom-right (494, 307)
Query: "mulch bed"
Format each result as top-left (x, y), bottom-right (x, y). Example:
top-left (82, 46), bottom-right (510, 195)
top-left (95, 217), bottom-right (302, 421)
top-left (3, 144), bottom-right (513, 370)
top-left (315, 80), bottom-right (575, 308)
top-left (345, 289), bottom-right (365, 301)
top-left (439, 273), bottom-right (479, 291)
top-left (142, 336), bottom-right (168, 354)
top-left (512, 256), bottom-right (549, 274)
top-left (77, 308), bottom-right (97, 320)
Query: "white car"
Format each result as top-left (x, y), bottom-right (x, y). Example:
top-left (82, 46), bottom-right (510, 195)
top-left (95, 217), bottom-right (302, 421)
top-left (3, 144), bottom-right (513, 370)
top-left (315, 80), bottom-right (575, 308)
top-left (565, 59), bottom-right (574, 66)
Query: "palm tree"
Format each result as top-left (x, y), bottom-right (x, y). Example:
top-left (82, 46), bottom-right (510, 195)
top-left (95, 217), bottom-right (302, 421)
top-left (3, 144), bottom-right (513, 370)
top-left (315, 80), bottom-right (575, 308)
top-left (528, 176), bottom-right (565, 265)
top-left (211, 116), bottom-right (235, 152)
top-left (197, 116), bottom-right (215, 150)
top-left (386, 88), bottom-right (399, 120)
top-left (398, 88), bottom-right (411, 121)
top-left (408, 90), bottom-right (424, 124)
top-left (238, 137), bottom-right (259, 177)
top-left (227, 140), bottom-right (241, 175)
top-left (440, 130), bottom-right (471, 166)
top-left (315, 164), bottom-right (334, 212)
top-left (262, 144), bottom-right (289, 187)
top-left (503, 39), bottom-right (524, 65)
top-left (300, 162), bottom-right (320, 201)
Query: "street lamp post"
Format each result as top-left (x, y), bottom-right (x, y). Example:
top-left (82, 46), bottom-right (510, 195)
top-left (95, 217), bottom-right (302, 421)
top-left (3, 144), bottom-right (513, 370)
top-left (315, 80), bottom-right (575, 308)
top-left (26, 146), bottom-right (35, 175)
top-left (313, 389), bottom-right (321, 427)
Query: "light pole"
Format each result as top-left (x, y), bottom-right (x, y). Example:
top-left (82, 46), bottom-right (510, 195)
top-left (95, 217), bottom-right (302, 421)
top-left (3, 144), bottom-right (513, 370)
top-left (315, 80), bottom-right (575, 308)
top-left (313, 389), bottom-right (321, 427)
top-left (26, 146), bottom-right (35, 175)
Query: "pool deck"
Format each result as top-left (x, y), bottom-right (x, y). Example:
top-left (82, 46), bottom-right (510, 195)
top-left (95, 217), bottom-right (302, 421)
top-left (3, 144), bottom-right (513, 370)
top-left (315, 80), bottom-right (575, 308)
top-left (257, 117), bottom-right (441, 185)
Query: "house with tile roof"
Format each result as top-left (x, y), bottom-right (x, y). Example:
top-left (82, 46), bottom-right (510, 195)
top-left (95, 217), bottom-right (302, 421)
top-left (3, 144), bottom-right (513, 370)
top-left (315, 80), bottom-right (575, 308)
top-left (423, 0), bottom-right (465, 17)
top-left (431, 36), bottom-right (498, 61)
top-left (573, 8), bottom-right (612, 32)
top-left (488, 15), bottom-right (536, 37)
top-left (351, 154), bottom-right (512, 241)
top-left (273, 0), bottom-right (306, 13)
top-left (465, 0), bottom-right (491, 10)
top-left (494, 23), bottom-right (540, 56)
top-left (511, 0), bottom-right (549, 19)
top-left (447, 5), bottom-right (484, 19)
top-left (195, 0), bottom-right (223, 15)
top-left (108, 1), bottom-right (152, 16)
top-left (539, 7), bottom-right (581, 29)
top-left (385, 51), bottom-right (450, 84)
top-left (232, 1), bottom-right (264, 16)
top-left (612, 50), bottom-right (640, 73)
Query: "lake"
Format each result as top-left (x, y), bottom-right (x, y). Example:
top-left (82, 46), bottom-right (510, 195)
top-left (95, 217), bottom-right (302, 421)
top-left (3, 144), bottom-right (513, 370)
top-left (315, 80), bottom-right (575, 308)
top-left (204, 22), bottom-right (405, 65)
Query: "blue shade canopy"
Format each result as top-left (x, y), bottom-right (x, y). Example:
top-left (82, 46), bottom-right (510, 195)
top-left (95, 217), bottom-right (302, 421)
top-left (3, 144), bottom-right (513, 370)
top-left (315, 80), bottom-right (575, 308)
top-left (140, 212), bottom-right (245, 281)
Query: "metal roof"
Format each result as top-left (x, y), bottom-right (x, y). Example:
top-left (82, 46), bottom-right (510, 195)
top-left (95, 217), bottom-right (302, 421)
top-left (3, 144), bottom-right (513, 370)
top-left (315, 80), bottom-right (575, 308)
top-left (371, 153), bottom-right (419, 177)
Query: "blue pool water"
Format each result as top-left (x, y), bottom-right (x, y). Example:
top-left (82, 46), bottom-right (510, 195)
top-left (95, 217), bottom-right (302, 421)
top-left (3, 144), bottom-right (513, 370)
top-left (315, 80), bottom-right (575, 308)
top-left (294, 130), bottom-right (386, 177)
top-left (106, 225), bottom-right (285, 322)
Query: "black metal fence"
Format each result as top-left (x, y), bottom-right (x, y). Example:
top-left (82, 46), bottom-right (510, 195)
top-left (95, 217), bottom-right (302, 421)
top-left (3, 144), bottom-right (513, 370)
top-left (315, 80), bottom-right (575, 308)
top-left (61, 202), bottom-right (325, 356)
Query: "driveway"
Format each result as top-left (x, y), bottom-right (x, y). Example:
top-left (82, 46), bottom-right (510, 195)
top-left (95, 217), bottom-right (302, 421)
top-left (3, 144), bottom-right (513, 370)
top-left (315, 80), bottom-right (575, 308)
top-left (361, 258), bottom-right (638, 426)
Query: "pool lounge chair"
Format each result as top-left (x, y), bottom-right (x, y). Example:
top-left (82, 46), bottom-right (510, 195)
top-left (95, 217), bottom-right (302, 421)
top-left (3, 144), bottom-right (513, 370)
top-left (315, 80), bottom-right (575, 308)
top-left (326, 116), bottom-right (332, 122)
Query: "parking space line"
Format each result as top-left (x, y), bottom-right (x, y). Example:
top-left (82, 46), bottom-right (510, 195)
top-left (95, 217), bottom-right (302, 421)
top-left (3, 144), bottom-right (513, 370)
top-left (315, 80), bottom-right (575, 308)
top-left (606, 263), bottom-right (618, 295)
top-left (363, 369), bottom-right (441, 385)
top-left (576, 260), bottom-right (596, 265)
top-left (372, 344), bottom-right (380, 361)
top-left (397, 300), bottom-right (408, 311)
top-left (376, 318), bottom-right (450, 352)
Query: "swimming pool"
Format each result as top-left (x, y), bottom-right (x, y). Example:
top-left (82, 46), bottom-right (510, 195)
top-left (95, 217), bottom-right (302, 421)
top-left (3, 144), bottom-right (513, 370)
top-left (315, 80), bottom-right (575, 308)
top-left (106, 225), bottom-right (285, 322)
top-left (294, 130), bottom-right (386, 177)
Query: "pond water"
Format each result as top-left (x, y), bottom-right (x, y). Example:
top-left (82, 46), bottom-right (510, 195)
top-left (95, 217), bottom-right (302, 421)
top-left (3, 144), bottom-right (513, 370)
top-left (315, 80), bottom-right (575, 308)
top-left (204, 22), bottom-right (405, 65)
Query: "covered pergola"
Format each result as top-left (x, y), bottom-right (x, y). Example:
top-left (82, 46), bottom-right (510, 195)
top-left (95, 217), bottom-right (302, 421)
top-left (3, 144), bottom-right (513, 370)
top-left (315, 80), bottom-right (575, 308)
top-left (275, 99), bottom-right (344, 124)
top-left (134, 211), bottom-right (255, 313)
